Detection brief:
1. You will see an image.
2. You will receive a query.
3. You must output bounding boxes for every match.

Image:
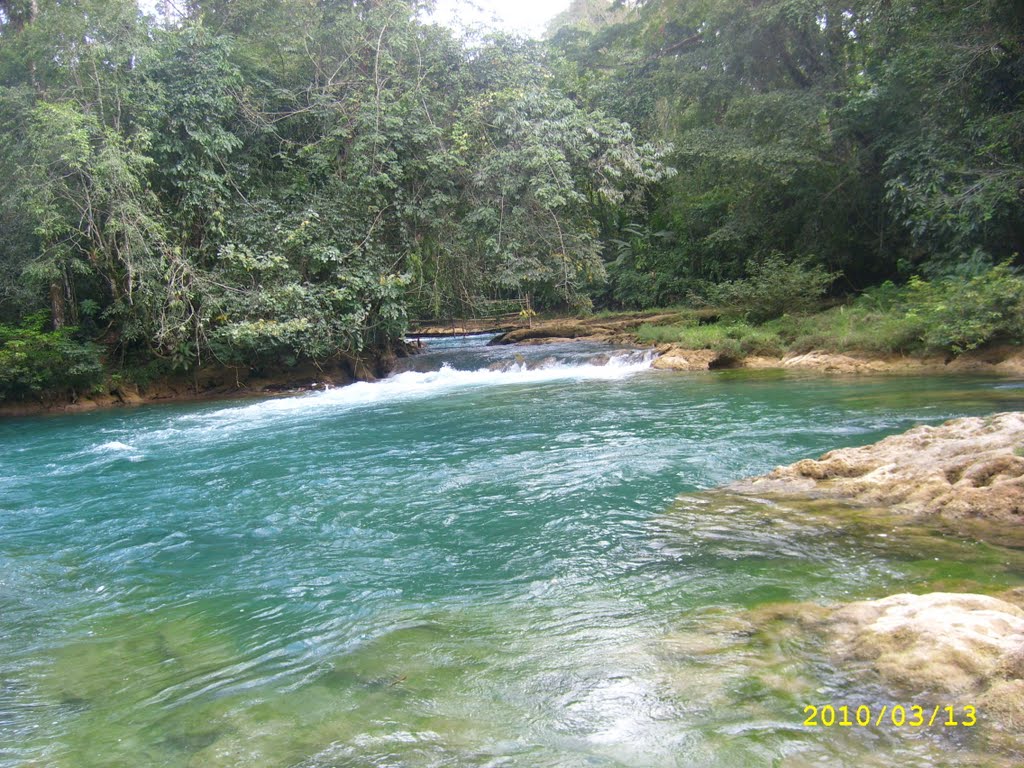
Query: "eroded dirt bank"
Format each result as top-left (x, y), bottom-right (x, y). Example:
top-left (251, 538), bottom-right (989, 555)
top-left (0, 353), bottom-right (399, 418)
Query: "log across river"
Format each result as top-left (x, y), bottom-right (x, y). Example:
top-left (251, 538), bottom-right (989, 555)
top-left (2, 335), bottom-right (1024, 767)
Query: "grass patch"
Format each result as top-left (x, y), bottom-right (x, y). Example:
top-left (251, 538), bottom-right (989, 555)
top-left (637, 320), bottom-right (785, 357)
top-left (765, 304), bottom-right (924, 356)
top-left (637, 293), bottom-right (927, 359)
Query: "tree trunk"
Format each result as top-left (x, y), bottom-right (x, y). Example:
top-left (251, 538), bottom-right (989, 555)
top-left (49, 279), bottom-right (67, 329)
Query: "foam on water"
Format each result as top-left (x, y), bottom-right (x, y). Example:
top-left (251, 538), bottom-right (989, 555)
top-left (197, 350), bottom-right (656, 423)
top-left (86, 350), bottom-right (656, 455)
top-left (92, 441), bottom-right (137, 453)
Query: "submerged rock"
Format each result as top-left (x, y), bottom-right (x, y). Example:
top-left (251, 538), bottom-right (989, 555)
top-left (663, 415), bottom-right (1024, 755)
top-left (657, 589), bottom-right (1024, 760)
top-left (732, 412), bottom-right (1024, 522)
top-left (527, 355), bottom-right (558, 370)
top-left (827, 591), bottom-right (1024, 752)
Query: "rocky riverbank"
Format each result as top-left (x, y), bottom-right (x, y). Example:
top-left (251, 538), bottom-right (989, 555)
top-left (721, 589), bottom-right (1024, 755)
top-left (485, 316), bottom-right (1024, 376)
top-left (700, 413), bottom-right (1024, 754)
top-left (829, 592), bottom-right (1024, 708)
top-left (730, 412), bottom-right (1024, 523)
top-left (652, 344), bottom-right (1024, 376)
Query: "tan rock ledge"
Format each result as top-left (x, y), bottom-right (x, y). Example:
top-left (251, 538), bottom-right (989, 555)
top-left (731, 412), bottom-right (1024, 522)
top-left (649, 345), bottom-right (1024, 375)
top-left (828, 591), bottom-right (1024, 749)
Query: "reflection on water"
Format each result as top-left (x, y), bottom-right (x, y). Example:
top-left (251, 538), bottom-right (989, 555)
top-left (1, 339), bottom-right (1023, 766)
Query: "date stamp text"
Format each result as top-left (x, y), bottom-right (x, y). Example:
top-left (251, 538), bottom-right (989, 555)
top-left (802, 704), bottom-right (977, 728)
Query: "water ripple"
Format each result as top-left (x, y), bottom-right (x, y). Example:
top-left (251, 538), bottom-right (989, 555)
top-left (2, 344), bottom-right (1023, 767)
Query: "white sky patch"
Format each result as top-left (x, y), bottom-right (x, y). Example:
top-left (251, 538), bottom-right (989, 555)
top-left (425, 0), bottom-right (573, 38)
top-left (136, 1), bottom-right (573, 38)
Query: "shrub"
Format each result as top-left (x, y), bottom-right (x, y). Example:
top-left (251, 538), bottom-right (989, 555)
top-left (768, 303), bottom-right (924, 355)
top-left (905, 262), bottom-right (1024, 353)
top-left (0, 313), bottom-right (105, 401)
top-left (734, 326), bottom-right (786, 356)
top-left (638, 262), bottom-right (1024, 358)
top-left (702, 254), bottom-right (837, 323)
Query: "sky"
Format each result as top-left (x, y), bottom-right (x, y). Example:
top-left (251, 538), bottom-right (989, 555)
top-left (136, 1), bottom-right (575, 39)
top-left (425, 0), bottom-right (573, 38)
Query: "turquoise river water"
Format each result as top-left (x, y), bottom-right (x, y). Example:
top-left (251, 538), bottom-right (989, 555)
top-left (2, 336), bottom-right (1024, 767)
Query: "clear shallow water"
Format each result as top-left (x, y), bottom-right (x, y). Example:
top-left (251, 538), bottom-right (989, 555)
top-left (2, 338), bottom-right (1024, 767)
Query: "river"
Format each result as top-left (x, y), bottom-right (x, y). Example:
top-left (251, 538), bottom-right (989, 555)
top-left (2, 336), bottom-right (1023, 767)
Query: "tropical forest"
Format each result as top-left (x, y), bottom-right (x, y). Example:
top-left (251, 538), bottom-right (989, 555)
top-left (2, 2), bottom-right (1024, 767)
top-left (1, 0), bottom-right (1022, 398)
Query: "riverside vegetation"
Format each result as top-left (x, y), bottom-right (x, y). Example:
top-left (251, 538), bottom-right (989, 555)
top-left (635, 263), bottom-right (1024, 363)
top-left (1, 0), bottom-right (1023, 404)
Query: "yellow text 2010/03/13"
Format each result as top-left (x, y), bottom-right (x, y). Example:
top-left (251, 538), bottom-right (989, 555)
top-left (802, 704), bottom-right (977, 728)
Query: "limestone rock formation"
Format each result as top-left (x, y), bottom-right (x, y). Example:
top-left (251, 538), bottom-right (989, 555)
top-left (732, 412), bottom-right (1024, 521)
top-left (651, 348), bottom-right (723, 371)
top-left (829, 592), bottom-right (1024, 694)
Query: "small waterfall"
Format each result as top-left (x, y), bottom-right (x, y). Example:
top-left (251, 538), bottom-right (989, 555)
top-left (212, 348), bottom-right (656, 418)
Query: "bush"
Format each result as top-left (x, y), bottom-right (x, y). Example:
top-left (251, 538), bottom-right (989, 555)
top-left (702, 254), bottom-right (837, 323)
top-left (768, 303), bottom-right (924, 355)
top-left (638, 262), bottom-right (1024, 358)
top-left (0, 313), bottom-right (105, 401)
top-left (905, 262), bottom-right (1024, 353)
top-left (734, 326), bottom-right (786, 356)
top-left (766, 263), bottom-right (1024, 355)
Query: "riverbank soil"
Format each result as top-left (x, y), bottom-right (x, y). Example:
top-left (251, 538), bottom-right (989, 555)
top-left (0, 353), bottom-right (399, 417)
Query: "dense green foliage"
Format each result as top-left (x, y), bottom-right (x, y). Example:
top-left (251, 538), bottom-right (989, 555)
top-left (1, 0), bottom-right (1022, 400)
top-left (0, 0), bottom-right (670, 398)
top-left (698, 255), bottom-right (836, 323)
top-left (638, 265), bottom-right (1024, 357)
top-left (555, 0), bottom-right (1023, 306)
top-left (0, 314), bottom-right (103, 399)
top-left (905, 264), bottom-right (1024, 353)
